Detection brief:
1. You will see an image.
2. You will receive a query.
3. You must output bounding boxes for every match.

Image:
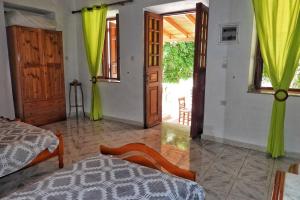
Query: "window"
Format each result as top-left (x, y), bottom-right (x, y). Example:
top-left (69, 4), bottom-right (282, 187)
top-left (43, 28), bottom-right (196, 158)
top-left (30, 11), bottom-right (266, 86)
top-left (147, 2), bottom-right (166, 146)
top-left (253, 42), bottom-right (300, 91)
top-left (99, 15), bottom-right (120, 81)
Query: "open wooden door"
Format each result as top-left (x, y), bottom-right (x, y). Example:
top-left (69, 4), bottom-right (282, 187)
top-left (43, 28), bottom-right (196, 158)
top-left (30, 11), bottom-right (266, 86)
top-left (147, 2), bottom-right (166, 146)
top-left (144, 11), bottom-right (163, 128)
top-left (102, 15), bottom-right (120, 79)
top-left (108, 19), bottom-right (118, 79)
top-left (191, 3), bottom-right (209, 138)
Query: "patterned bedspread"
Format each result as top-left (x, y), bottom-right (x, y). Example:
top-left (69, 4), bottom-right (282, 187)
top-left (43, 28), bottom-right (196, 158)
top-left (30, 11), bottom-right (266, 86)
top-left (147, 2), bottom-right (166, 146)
top-left (0, 118), bottom-right (59, 177)
top-left (3, 154), bottom-right (205, 200)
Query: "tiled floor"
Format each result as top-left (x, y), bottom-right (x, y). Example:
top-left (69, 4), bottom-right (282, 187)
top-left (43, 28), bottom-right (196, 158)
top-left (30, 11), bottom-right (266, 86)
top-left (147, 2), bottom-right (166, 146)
top-left (0, 119), bottom-right (299, 199)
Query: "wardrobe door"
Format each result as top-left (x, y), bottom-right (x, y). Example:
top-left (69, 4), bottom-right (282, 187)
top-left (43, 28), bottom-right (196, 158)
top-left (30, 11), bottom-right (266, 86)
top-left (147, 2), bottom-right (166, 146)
top-left (42, 30), bottom-right (66, 121)
top-left (18, 27), bottom-right (46, 102)
top-left (18, 27), bottom-right (42, 66)
top-left (43, 30), bottom-right (65, 99)
top-left (22, 66), bottom-right (46, 102)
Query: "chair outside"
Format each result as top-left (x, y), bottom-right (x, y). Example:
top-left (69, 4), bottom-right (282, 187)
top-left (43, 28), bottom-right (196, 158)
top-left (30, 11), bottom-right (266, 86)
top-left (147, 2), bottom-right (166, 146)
top-left (178, 97), bottom-right (191, 126)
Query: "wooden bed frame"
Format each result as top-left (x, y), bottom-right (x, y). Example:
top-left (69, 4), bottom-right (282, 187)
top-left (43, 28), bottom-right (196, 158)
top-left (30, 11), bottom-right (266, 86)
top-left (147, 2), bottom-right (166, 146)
top-left (24, 132), bottom-right (64, 169)
top-left (100, 143), bottom-right (196, 181)
top-left (0, 117), bottom-right (64, 177)
top-left (272, 163), bottom-right (299, 200)
top-left (272, 171), bottom-right (285, 200)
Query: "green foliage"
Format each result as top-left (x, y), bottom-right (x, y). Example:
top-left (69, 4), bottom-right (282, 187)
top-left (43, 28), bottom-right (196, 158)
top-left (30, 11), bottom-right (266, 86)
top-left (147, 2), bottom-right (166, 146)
top-left (262, 64), bottom-right (271, 84)
top-left (290, 65), bottom-right (300, 88)
top-left (262, 63), bottom-right (300, 88)
top-left (163, 42), bottom-right (194, 83)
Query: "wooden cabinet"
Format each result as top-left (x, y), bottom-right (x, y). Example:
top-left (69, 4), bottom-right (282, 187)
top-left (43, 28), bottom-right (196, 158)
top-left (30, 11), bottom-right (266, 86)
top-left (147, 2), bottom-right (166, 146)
top-left (7, 26), bottom-right (66, 126)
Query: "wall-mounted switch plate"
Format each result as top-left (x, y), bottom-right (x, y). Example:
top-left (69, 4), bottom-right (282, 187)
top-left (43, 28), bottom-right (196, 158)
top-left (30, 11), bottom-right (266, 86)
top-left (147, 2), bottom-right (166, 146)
top-left (220, 100), bottom-right (227, 106)
top-left (222, 63), bottom-right (227, 68)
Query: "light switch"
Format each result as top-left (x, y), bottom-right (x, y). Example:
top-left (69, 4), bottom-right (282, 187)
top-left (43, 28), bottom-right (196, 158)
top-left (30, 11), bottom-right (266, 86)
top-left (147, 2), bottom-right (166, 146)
top-left (220, 100), bottom-right (227, 106)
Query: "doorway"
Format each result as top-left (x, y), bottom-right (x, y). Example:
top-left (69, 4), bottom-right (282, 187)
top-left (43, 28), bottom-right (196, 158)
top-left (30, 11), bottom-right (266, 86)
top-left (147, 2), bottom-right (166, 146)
top-left (161, 11), bottom-right (196, 127)
top-left (144, 3), bottom-right (209, 139)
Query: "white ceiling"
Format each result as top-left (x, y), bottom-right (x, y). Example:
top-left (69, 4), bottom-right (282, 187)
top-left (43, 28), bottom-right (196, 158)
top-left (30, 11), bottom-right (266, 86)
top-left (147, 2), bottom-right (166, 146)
top-left (145, 0), bottom-right (209, 14)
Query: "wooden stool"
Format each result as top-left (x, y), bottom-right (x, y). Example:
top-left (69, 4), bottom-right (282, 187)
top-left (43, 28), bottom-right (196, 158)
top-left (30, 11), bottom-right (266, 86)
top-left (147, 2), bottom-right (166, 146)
top-left (178, 97), bottom-right (191, 126)
top-left (68, 80), bottom-right (86, 119)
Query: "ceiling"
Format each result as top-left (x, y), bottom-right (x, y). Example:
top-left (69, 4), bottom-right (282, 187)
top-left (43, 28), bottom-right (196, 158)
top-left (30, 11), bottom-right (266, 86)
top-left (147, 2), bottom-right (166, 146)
top-left (145, 0), bottom-right (209, 42)
top-left (163, 12), bottom-right (196, 42)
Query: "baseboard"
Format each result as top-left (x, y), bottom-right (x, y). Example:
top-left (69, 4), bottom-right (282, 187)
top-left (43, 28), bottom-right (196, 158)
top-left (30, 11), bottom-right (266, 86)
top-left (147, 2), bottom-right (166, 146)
top-left (103, 115), bottom-right (144, 127)
top-left (202, 134), bottom-right (300, 159)
top-left (71, 112), bottom-right (144, 127)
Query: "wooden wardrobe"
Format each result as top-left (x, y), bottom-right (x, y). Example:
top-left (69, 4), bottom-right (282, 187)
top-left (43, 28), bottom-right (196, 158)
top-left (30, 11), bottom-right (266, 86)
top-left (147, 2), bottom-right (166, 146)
top-left (7, 25), bottom-right (66, 126)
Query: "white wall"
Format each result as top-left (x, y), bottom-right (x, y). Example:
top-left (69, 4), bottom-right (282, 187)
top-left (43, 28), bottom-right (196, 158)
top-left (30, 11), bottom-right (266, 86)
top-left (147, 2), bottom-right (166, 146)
top-left (0, 0), bottom-right (78, 119)
top-left (203, 0), bottom-right (230, 141)
top-left (75, 0), bottom-right (203, 125)
top-left (0, 2), bottom-right (14, 119)
top-left (204, 0), bottom-right (300, 154)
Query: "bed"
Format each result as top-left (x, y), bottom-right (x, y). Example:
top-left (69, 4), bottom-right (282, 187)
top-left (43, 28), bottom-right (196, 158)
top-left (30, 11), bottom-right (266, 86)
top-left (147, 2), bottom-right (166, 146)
top-left (3, 143), bottom-right (205, 200)
top-left (0, 118), bottom-right (64, 178)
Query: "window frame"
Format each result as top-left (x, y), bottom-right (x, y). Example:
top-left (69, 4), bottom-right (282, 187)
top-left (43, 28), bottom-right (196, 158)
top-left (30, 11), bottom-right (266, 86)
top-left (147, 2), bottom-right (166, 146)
top-left (98, 14), bottom-right (120, 82)
top-left (253, 41), bottom-right (300, 94)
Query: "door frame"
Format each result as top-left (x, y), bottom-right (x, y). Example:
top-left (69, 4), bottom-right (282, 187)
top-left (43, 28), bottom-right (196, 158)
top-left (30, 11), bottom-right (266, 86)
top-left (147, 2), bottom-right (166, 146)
top-left (143, 4), bottom-right (209, 132)
top-left (161, 9), bottom-right (195, 17)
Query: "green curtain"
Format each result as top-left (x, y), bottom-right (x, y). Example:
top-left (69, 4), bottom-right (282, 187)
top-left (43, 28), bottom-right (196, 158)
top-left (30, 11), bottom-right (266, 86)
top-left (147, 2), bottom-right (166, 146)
top-left (252, 0), bottom-right (300, 158)
top-left (82, 5), bottom-right (108, 120)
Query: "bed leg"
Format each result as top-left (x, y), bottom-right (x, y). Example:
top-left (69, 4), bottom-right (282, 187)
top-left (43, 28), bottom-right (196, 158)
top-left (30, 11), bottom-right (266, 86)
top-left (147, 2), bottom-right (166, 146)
top-left (58, 152), bottom-right (64, 168)
top-left (56, 131), bottom-right (64, 169)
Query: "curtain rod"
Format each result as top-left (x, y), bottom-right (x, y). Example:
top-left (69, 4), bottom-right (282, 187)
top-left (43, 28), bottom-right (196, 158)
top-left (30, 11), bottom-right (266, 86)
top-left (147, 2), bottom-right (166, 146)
top-left (72, 0), bottom-right (133, 14)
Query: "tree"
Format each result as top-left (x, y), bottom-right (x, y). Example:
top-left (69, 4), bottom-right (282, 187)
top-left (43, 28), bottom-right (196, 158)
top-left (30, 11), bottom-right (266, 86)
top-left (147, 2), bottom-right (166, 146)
top-left (163, 42), bottom-right (194, 83)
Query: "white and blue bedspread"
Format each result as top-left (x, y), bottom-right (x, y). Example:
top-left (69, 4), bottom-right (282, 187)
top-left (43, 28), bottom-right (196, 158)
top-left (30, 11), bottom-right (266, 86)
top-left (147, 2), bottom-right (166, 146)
top-left (3, 154), bottom-right (205, 200)
top-left (0, 119), bottom-right (58, 178)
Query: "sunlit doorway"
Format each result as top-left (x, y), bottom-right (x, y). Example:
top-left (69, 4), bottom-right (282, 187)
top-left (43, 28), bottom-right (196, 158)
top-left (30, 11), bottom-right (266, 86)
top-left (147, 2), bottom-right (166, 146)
top-left (162, 11), bottom-right (196, 127)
